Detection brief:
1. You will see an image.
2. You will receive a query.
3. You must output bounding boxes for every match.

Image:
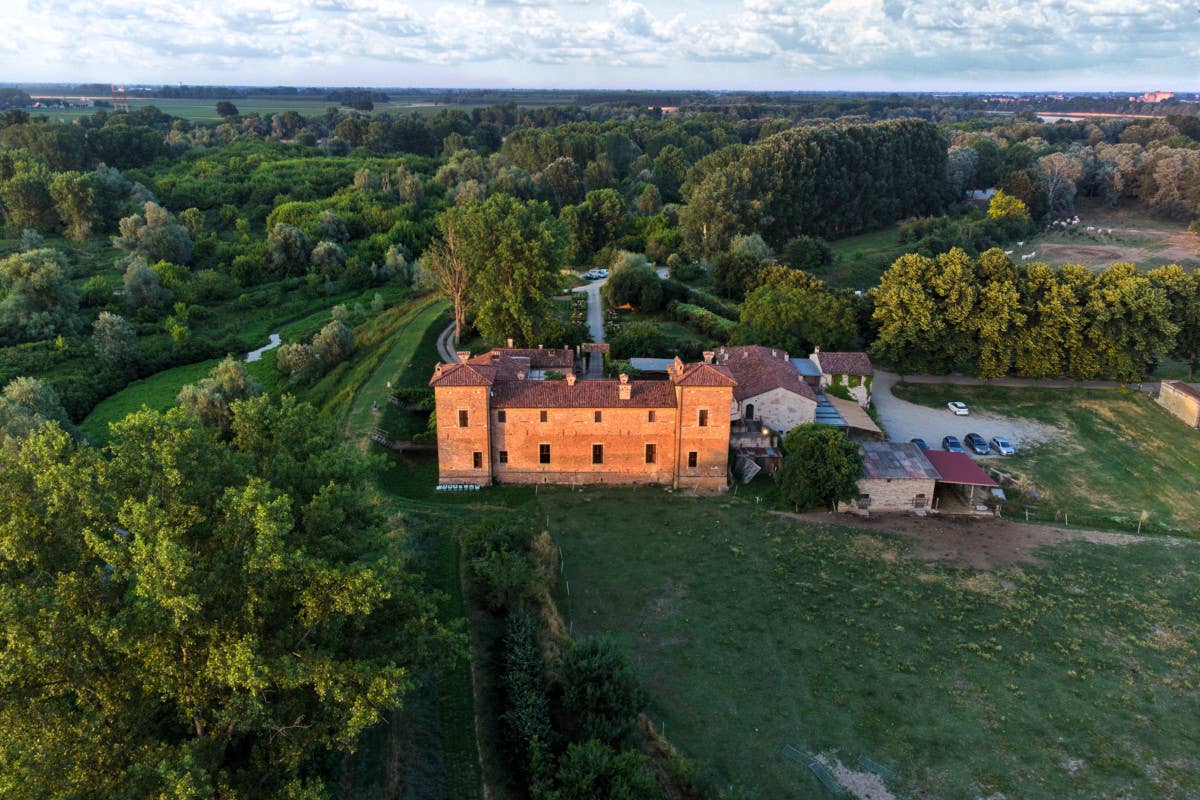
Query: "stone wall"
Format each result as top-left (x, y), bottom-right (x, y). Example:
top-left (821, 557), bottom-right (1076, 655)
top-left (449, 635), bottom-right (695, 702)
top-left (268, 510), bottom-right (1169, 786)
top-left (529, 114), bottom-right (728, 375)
top-left (850, 477), bottom-right (936, 512)
top-left (739, 387), bottom-right (816, 433)
top-left (1157, 382), bottom-right (1200, 428)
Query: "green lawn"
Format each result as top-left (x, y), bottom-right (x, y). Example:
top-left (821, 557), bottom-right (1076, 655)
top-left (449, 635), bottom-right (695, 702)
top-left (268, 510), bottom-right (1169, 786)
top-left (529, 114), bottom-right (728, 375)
top-left (891, 383), bottom-right (1200, 534)
top-left (333, 297), bottom-right (447, 436)
top-left (541, 487), bottom-right (1200, 799)
top-left (78, 354), bottom-right (279, 444)
top-left (825, 226), bottom-right (908, 288)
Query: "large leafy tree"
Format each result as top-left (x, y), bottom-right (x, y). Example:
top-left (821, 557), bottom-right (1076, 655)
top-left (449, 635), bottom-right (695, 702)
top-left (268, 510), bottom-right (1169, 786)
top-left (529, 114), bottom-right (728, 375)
top-left (0, 375), bottom-right (76, 448)
top-left (777, 424), bottom-right (863, 511)
top-left (446, 193), bottom-right (569, 346)
top-left (0, 396), bottom-right (458, 799)
top-left (1149, 264), bottom-right (1200, 378)
top-left (0, 247), bottom-right (79, 342)
top-left (114, 201), bottom-right (194, 265)
top-left (735, 269), bottom-right (858, 355)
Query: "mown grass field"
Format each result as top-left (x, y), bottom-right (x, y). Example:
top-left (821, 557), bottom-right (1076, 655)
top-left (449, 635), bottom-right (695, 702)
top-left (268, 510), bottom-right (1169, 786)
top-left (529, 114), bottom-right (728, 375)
top-left (825, 226), bottom-right (908, 288)
top-left (541, 487), bottom-right (1200, 799)
top-left (892, 383), bottom-right (1200, 535)
top-left (342, 299), bottom-right (447, 437)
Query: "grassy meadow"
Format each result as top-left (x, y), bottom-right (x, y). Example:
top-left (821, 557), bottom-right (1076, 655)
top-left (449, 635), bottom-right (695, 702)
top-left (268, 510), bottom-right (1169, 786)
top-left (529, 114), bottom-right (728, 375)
top-left (892, 383), bottom-right (1200, 535)
top-left (541, 487), bottom-right (1200, 799)
top-left (825, 225), bottom-right (909, 288)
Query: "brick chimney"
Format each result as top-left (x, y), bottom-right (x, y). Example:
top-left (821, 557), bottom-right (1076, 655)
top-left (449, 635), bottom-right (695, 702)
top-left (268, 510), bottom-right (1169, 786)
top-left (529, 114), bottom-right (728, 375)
top-left (456, 351), bottom-right (470, 364)
top-left (703, 351), bottom-right (714, 364)
top-left (618, 372), bottom-right (631, 400)
top-left (566, 373), bottom-right (577, 386)
top-left (506, 338), bottom-right (513, 347)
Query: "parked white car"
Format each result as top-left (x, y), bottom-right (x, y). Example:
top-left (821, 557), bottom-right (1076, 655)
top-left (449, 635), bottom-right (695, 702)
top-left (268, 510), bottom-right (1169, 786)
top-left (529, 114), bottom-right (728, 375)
top-left (947, 401), bottom-right (969, 416)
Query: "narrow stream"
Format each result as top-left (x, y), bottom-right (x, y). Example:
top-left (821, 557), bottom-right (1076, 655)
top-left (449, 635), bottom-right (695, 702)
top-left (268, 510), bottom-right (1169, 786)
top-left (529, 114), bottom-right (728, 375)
top-left (246, 332), bottom-right (282, 362)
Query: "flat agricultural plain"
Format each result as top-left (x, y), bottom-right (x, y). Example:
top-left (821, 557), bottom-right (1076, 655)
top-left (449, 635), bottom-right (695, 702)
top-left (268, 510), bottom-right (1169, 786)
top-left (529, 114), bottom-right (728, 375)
top-left (543, 487), bottom-right (1200, 799)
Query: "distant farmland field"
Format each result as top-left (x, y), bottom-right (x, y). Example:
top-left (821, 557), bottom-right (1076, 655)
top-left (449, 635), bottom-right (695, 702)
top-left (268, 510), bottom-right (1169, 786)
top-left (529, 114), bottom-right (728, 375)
top-left (27, 92), bottom-right (563, 122)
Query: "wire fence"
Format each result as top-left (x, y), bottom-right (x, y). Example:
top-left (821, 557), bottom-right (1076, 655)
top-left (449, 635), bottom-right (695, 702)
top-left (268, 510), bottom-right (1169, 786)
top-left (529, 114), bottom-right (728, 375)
top-left (1002, 504), bottom-right (1194, 537)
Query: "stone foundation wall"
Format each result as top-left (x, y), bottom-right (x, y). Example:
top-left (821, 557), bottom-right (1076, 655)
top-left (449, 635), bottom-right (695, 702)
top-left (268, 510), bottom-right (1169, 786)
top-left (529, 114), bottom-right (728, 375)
top-left (1158, 382), bottom-right (1200, 428)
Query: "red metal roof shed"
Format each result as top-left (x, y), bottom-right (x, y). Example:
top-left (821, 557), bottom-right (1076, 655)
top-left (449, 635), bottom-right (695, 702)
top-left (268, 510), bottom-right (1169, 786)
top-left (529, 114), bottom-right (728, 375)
top-left (923, 451), bottom-right (999, 487)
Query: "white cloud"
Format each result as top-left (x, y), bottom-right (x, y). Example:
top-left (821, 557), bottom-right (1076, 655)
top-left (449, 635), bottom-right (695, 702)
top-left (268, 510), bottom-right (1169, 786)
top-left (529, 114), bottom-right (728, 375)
top-left (3, 0), bottom-right (1198, 88)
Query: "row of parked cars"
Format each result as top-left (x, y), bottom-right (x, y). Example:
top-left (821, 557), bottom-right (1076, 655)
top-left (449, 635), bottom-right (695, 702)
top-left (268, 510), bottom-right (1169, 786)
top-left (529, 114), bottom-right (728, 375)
top-left (581, 268), bottom-right (609, 280)
top-left (915, 434), bottom-right (1017, 456)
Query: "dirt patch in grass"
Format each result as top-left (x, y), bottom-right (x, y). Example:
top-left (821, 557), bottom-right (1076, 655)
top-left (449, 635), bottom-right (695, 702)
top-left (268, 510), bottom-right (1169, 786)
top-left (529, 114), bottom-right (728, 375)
top-left (778, 510), bottom-right (1182, 570)
top-left (1025, 204), bottom-right (1199, 271)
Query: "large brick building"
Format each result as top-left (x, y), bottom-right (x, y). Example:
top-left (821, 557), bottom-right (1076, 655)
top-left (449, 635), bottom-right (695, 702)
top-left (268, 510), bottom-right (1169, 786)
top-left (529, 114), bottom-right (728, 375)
top-left (430, 347), bottom-right (736, 490)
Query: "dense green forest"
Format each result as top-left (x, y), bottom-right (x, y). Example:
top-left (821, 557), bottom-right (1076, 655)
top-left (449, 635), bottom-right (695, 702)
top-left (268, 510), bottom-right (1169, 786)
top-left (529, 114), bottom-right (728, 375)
top-left (2, 91), bottom-right (1200, 798)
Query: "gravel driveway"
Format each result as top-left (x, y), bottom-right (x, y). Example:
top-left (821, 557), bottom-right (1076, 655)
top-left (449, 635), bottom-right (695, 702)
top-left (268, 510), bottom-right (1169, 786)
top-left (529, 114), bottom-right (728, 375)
top-left (571, 276), bottom-right (607, 343)
top-left (872, 370), bottom-right (1058, 456)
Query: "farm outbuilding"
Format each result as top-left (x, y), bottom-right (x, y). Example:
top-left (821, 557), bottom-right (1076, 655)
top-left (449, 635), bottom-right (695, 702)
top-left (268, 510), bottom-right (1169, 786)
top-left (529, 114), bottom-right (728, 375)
top-left (847, 441), bottom-right (939, 514)
top-left (923, 451), bottom-right (1000, 513)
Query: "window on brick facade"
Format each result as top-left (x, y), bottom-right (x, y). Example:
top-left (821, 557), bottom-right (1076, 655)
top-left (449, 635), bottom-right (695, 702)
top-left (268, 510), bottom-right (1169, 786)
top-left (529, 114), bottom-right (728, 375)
top-left (594, 410), bottom-right (602, 423)
top-left (458, 409), bottom-right (469, 427)
top-left (698, 409), bottom-right (709, 427)
top-left (592, 444), bottom-right (603, 464)
top-left (540, 410), bottom-right (548, 422)
top-left (687, 451), bottom-right (698, 468)
top-left (645, 443), bottom-right (656, 464)
top-left (539, 444), bottom-right (551, 464)
top-left (472, 452), bottom-right (482, 469)
top-left (648, 410), bottom-right (655, 422)
top-left (497, 410), bottom-right (506, 423)
top-left (498, 450), bottom-right (508, 464)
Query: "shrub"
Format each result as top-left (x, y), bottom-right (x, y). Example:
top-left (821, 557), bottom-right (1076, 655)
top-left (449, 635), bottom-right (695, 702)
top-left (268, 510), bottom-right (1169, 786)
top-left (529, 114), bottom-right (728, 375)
top-left (463, 519), bottom-right (540, 611)
top-left (602, 265), bottom-right (663, 312)
top-left (609, 321), bottom-right (671, 360)
top-left (670, 301), bottom-right (735, 342)
top-left (501, 614), bottom-right (554, 770)
top-left (781, 235), bottom-right (834, 271)
top-left (559, 638), bottom-right (648, 748)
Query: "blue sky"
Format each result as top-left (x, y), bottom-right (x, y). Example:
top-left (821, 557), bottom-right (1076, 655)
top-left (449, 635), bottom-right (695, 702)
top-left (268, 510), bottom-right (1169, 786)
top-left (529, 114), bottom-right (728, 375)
top-left (5, 0), bottom-right (1198, 91)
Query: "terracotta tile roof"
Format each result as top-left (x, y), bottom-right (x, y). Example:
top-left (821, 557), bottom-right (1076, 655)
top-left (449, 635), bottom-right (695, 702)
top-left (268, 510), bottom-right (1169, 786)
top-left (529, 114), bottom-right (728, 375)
top-left (429, 362), bottom-right (495, 387)
top-left (811, 350), bottom-right (873, 376)
top-left (671, 361), bottom-right (737, 387)
top-left (491, 379), bottom-right (678, 408)
top-left (582, 343), bottom-right (610, 353)
top-left (475, 346), bottom-right (574, 370)
top-left (923, 451), bottom-right (999, 487)
top-left (1165, 380), bottom-right (1200, 401)
top-left (713, 346), bottom-right (817, 403)
top-left (859, 441), bottom-right (939, 480)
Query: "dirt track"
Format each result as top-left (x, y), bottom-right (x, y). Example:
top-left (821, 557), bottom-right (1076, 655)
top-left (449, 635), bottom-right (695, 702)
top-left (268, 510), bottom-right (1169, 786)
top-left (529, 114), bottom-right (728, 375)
top-left (776, 510), bottom-right (1185, 570)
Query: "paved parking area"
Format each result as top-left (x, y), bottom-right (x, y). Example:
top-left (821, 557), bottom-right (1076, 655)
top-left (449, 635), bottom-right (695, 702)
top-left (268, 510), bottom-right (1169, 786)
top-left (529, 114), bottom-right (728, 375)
top-left (871, 371), bottom-right (1058, 456)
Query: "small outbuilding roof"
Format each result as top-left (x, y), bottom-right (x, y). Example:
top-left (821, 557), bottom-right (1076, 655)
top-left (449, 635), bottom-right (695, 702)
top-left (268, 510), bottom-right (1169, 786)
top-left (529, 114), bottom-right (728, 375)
top-left (924, 451), bottom-right (999, 487)
top-left (828, 396), bottom-right (883, 436)
top-left (810, 349), bottom-right (873, 376)
top-left (859, 441), bottom-right (940, 480)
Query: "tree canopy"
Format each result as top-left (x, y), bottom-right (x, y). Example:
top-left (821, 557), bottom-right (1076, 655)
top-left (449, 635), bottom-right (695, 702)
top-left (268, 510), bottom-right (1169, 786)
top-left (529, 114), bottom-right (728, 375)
top-left (0, 396), bottom-right (458, 799)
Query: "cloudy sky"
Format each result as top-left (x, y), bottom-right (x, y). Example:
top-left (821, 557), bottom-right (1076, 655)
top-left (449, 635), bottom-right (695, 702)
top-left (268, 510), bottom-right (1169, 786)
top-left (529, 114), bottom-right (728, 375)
top-left (5, 0), bottom-right (1198, 91)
